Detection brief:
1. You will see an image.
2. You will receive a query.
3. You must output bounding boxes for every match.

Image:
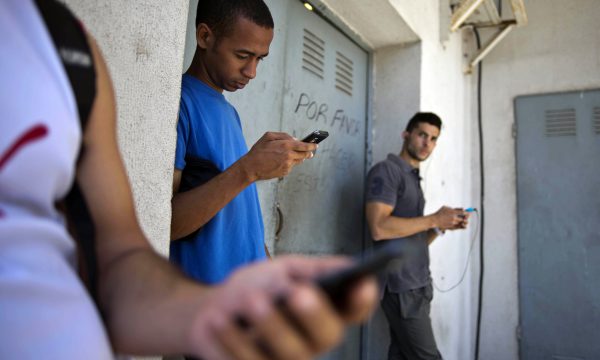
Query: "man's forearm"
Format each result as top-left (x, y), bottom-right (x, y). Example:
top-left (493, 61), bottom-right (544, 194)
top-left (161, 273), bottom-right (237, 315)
top-left (371, 215), bottom-right (437, 241)
top-left (171, 160), bottom-right (253, 240)
top-left (98, 245), bottom-right (209, 355)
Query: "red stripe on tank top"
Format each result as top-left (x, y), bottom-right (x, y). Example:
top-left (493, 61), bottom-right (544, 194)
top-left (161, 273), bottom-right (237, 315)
top-left (0, 123), bottom-right (49, 218)
top-left (0, 124), bottom-right (49, 170)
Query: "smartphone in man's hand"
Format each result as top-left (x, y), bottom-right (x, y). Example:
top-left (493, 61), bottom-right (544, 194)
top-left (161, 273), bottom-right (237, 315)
top-left (301, 130), bottom-right (329, 144)
top-left (315, 242), bottom-right (403, 311)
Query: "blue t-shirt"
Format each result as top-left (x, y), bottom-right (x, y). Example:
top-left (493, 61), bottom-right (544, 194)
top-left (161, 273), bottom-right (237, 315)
top-left (170, 74), bottom-right (266, 284)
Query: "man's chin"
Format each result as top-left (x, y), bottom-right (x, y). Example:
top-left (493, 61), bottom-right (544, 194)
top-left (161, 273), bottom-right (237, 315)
top-left (411, 153), bottom-right (430, 162)
top-left (227, 82), bottom-right (248, 91)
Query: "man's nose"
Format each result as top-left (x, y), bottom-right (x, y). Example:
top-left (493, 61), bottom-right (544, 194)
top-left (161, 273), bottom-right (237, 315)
top-left (242, 60), bottom-right (257, 79)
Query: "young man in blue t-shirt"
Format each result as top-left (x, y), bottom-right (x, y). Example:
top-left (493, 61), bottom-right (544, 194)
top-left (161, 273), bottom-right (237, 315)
top-left (170, 0), bottom-right (317, 284)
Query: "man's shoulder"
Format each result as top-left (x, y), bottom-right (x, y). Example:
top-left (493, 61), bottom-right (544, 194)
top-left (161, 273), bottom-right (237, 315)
top-left (180, 79), bottom-right (210, 107)
top-left (180, 79), bottom-right (236, 118)
top-left (368, 157), bottom-right (403, 178)
top-left (181, 75), bottom-right (229, 101)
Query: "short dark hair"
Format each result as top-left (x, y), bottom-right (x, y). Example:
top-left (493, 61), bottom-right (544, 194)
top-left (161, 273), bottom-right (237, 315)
top-left (196, 0), bottom-right (274, 38)
top-left (405, 112), bottom-right (442, 132)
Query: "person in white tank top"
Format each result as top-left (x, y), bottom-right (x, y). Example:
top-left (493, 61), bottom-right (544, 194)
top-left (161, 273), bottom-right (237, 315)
top-left (0, 1), bottom-right (378, 359)
top-left (0, 0), bottom-right (113, 358)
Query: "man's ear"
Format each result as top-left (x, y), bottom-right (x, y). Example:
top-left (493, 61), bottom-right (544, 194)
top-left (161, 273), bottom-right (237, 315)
top-left (196, 23), bottom-right (214, 50)
top-left (401, 131), bottom-right (409, 140)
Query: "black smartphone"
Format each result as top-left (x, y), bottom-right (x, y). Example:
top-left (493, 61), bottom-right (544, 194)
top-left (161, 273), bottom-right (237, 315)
top-left (301, 130), bottom-right (329, 144)
top-left (315, 242), bottom-right (404, 311)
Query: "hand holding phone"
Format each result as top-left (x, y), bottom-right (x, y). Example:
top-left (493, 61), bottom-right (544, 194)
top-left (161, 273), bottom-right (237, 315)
top-left (315, 242), bottom-right (403, 311)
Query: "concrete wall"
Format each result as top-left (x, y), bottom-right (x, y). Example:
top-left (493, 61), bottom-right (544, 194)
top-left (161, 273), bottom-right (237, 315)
top-left (479, 0), bottom-right (600, 359)
top-left (63, 0), bottom-right (189, 257)
top-left (65, 2), bottom-right (188, 359)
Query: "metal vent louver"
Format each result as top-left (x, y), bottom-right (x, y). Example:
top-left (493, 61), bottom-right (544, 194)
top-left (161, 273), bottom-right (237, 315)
top-left (302, 29), bottom-right (325, 79)
top-left (593, 107), bottom-right (600, 135)
top-left (545, 108), bottom-right (576, 137)
top-left (335, 51), bottom-right (353, 96)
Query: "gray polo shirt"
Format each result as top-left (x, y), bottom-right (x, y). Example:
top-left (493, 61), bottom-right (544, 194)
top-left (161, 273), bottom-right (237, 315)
top-left (366, 154), bottom-right (430, 293)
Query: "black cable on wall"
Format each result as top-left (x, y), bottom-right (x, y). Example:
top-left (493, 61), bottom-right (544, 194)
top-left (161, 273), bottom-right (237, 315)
top-left (473, 27), bottom-right (485, 360)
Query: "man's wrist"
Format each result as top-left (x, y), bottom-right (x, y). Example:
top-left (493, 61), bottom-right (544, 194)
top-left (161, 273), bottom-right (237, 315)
top-left (234, 156), bottom-right (257, 184)
top-left (425, 214), bottom-right (438, 229)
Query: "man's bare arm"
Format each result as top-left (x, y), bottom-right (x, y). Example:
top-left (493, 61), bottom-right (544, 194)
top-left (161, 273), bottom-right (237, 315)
top-left (366, 202), bottom-right (436, 241)
top-left (171, 162), bottom-right (252, 240)
top-left (171, 133), bottom-right (316, 240)
top-left (75, 36), bottom-right (215, 354)
top-left (366, 202), bottom-right (465, 242)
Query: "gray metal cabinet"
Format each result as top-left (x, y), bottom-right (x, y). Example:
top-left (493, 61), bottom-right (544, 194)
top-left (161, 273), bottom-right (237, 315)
top-left (274, 3), bottom-right (369, 359)
top-left (515, 90), bottom-right (600, 360)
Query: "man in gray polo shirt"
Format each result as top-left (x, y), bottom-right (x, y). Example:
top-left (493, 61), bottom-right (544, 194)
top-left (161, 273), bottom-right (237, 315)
top-left (365, 112), bottom-right (470, 360)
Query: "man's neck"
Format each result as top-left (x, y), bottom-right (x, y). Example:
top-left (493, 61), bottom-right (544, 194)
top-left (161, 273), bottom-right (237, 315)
top-left (186, 52), bottom-right (223, 93)
top-left (399, 149), bottom-right (420, 169)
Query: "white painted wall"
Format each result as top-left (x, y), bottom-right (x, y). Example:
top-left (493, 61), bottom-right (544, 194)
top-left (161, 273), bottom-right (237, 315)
top-left (419, 31), bottom-right (478, 360)
top-left (64, 0), bottom-right (188, 258)
top-left (478, 0), bottom-right (600, 359)
top-left (371, 42), bottom-right (422, 163)
top-left (314, 0), bottom-right (419, 47)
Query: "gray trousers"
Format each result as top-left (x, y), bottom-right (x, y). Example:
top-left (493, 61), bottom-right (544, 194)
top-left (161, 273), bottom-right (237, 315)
top-left (381, 284), bottom-right (442, 360)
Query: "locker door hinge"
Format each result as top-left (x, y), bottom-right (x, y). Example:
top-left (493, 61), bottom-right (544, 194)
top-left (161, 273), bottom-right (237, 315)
top-left (512, 122), bottom-right (517, 138)
top-left (516, 325), bottom-right (522, 341)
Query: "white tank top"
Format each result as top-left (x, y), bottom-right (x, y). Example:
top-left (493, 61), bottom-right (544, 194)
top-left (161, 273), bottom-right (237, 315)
top-left (0, 0), bottom-right (114, 358)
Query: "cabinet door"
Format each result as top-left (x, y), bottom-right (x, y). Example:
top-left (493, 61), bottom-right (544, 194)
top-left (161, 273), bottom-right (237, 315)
top-left (516, 90), bottom-right (600, 360)
top-left (275, 2), bottom-right (369, 359)
top-left (275, 0), bottom-right (368, 256)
